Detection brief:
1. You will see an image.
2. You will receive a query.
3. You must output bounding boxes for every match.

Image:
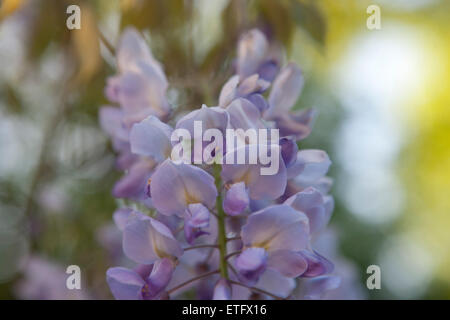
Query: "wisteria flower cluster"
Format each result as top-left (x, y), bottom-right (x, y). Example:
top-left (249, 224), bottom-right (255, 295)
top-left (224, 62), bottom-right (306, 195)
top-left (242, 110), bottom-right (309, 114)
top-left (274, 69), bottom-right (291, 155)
top-left (100, 28), bottom-right (336, 300)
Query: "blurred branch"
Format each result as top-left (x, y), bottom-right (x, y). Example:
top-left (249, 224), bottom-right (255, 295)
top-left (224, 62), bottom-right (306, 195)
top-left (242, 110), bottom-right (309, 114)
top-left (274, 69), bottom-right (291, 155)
top-left (22, 78), bottom-right (76, 249)
top-left (99, 30), bottom-right (115, 56)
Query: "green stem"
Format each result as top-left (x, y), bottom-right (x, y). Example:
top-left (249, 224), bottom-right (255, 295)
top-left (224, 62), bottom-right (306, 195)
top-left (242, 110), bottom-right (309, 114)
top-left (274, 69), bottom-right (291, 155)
top-left (228, 280), bottom-right (286, 300)
top-left (214, 164), bottom-right (228, 279)
top-left (167, 270), bottom-right (219, 295)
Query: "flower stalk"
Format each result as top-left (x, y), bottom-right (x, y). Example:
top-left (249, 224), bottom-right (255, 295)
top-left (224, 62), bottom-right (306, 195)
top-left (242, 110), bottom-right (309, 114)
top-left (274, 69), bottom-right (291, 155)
top-left (214, 164), bottom-right (229, 279)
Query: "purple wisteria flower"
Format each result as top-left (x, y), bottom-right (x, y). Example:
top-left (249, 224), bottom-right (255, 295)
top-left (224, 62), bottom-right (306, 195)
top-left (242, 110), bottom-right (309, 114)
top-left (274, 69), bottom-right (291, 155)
top-left (219, 29), bottom-right (281, 111)
top-left (107, 259), bottom-right (173, 300)
top-left (101, 27), bottom-right (341, 300)
top-left (223, 182), bottom-right (249, 216)
top-left (121, 210), bottom-right (183, 264)
top-left (184, 203), bottom-right (211, 244)
top-left (213, 279), bottom-right (232, 300)
top-left (175, 105), bottom-right (229, 163)
top-left (105, 28), bottom-right (170, 122)
top-left (100, 28), bottom-right (171, 204)
top-left (235, 204), bottom-right (309, 284)
top-left (150, 159), bottom-right (218, 217)
top-left (285, 187), bottom-right (334, 236)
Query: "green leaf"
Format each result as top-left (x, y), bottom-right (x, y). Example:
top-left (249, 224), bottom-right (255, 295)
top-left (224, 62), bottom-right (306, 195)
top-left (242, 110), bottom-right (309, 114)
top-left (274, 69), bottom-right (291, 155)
top-left (120, 0), bottom-right (192, 31)
top-left (291, 0), bottom-right (327, 47)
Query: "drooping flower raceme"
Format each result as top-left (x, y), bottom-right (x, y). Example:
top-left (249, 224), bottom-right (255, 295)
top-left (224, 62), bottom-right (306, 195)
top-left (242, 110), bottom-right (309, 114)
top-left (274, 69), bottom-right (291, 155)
top-left (99, 28), bottom-right (171, 203)
top-left (101, 27), bottom-right (340, 300)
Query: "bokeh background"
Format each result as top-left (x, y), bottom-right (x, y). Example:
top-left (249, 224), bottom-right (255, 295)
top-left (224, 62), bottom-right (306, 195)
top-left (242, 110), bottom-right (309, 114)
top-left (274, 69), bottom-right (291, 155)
top-left (0, 0), bottom-right (449, 299)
